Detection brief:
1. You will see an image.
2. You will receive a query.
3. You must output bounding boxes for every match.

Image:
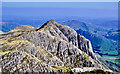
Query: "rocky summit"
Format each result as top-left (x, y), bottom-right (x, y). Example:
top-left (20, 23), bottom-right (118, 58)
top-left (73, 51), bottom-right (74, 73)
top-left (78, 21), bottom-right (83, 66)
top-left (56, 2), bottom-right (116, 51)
top-left (0, 20), bottom-right (115, 73)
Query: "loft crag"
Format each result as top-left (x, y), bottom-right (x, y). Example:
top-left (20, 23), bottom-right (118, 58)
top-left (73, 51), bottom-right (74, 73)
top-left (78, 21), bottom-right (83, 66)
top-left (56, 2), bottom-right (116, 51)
top-left (0, 20), bottom-right (114, 73)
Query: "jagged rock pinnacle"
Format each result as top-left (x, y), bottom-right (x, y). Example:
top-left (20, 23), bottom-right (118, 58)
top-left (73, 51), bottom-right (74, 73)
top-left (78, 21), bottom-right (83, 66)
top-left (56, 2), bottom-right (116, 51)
top-left (40, 20), bottom-right (57, 28)
top-left (47, 20), bottom-right (57, 25)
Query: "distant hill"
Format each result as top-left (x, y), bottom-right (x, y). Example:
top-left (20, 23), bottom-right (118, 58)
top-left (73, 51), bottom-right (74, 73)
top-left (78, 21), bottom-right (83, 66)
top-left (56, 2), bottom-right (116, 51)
top-left (100, 20), bottom-right (118, 30)
top-left (1, 22), bottom-right (20, 32)
top-left (61, 20), bottom-right (106, 35)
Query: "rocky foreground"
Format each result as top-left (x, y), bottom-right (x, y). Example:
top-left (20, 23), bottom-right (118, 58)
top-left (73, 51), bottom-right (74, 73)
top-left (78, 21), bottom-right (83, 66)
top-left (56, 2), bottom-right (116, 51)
top-left (0, 20), bottom-right (116, 73)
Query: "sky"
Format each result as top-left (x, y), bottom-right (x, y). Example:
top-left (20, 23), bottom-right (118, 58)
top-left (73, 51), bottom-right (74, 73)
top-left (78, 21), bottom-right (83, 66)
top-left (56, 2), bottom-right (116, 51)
top-left (1, 0), bottom-right (120, 2)
top-left (2, 2), bottom-right (118, 9)
top-left (2, 2), bottom-right (118, 18)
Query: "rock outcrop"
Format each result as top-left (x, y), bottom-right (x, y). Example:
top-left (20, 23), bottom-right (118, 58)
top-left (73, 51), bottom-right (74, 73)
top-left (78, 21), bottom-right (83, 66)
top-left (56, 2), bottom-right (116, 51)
top-left (0, 20), bottom-right (113, 73)
top-left (1, 51), bottom-right (54, 73)
top-left (71, 67), bottom-right (114, 73)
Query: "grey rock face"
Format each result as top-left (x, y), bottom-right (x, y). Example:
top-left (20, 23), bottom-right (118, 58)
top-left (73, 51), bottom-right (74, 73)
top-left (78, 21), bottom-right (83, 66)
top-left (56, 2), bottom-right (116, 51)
top-left (77, 34), bottom-right (96, 59)
top-left (16, 30), bottom-right (99, 68)
top-left (39, 20), bottom-right (96, 60)
top-left (0, 51), bottom-right (54, 73)
top-left (56, 25), bottom-right (78, 47)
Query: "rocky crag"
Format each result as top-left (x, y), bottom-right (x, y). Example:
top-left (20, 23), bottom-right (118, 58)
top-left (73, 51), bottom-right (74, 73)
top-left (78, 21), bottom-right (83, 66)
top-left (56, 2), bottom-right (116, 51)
top-left (0, 20), bottom-right (114, 73)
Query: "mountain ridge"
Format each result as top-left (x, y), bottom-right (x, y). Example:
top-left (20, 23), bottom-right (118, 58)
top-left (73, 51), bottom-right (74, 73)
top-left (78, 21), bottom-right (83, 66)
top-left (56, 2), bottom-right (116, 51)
top-left (0, 20), bottom-right (114, 73)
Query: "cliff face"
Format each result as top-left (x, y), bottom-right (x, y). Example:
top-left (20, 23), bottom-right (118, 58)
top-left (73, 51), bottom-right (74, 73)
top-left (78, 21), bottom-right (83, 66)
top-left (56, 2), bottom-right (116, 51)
top-left (0, 20), bottom-right (112, 73)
